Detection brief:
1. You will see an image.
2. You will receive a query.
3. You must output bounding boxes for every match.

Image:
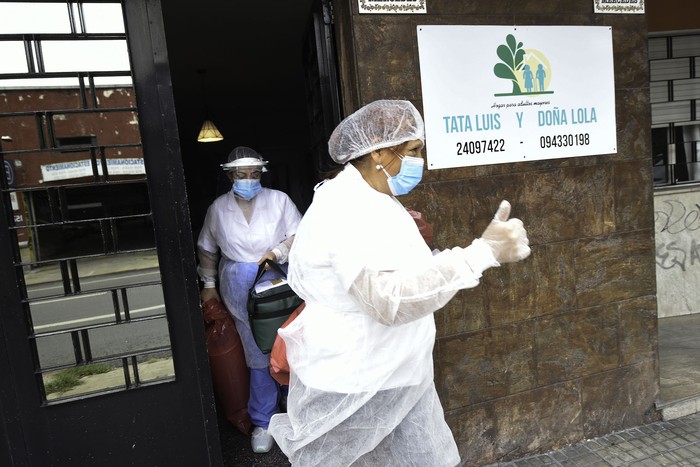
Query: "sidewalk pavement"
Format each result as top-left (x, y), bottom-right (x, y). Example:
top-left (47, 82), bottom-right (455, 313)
top-left (21, 248), bottom-right (160, 286)
top-left (218, 410), bottom-right (700, 466)
top-left (485, 411), bottom-right (700, 466)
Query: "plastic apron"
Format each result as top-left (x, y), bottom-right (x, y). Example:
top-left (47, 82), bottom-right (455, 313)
top-left (218, 260), bottom-right (286, 369)
top-left (269, 165), bottom-right (460, 466)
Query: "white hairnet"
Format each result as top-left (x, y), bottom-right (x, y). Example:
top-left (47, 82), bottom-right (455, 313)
top-left (221, 146), bottom-right (269, 171)
top-left (328, 100), bottom-right (425, 164)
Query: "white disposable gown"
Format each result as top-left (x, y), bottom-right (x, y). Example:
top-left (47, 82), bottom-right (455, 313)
top-left (269, 164), bottom-right (499, 466)
top-left (198, 188), bottom-right (301, 368)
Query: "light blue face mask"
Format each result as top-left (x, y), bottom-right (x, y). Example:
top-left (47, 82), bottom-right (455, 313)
top-left (381, 154), bottom-right (424, 196)
top-left (232, 179), bottom-right (262, 200)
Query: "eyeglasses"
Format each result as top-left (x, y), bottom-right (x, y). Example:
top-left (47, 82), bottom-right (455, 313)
top-left (231, 170), bottom-right (262, 180)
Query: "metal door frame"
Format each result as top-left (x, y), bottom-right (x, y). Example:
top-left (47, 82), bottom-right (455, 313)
top-left (0, 1), bottom-right (221, 464)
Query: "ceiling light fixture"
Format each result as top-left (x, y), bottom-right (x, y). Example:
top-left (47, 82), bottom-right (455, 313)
top-left (196, 69), bottom-right (223, 143)
top-left (198, 119), bottom-right (224, 143)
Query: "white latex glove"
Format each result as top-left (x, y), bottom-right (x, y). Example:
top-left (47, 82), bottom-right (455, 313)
top-left (479, 200), bottom-right (531, 263)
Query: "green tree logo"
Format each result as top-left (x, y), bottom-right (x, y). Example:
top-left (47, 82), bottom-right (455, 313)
top-left (494, 34), bottom-right (554, 97)
top-left (494, 34), bottom-right (526, 95)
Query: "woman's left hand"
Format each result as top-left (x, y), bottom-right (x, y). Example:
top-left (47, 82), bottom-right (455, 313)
top-left (258, 251), bottom-right (277, 266)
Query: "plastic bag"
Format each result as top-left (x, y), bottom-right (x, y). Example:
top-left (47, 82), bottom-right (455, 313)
top-left (202, 298), bottom-right (252, 435)
top-left (407, 209), bottom-right (434, 246)
top-left (269, 302), bottom-right (306, 385)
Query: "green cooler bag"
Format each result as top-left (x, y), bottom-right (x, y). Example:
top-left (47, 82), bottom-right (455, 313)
top-left (247, 260), bottom-right (303, 354)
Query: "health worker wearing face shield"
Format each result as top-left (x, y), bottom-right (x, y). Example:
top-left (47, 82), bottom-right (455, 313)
top-left (268, 100), bottom-right (531, 466)
top-left (197, 146), bottom-right (302, 454)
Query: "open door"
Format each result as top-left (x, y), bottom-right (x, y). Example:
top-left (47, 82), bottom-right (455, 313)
top-left (0, 1), bottom-right (221, 464)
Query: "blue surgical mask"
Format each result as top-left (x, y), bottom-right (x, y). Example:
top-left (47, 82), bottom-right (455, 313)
top-left (382, 155), bottom-right (424, 196)
top-left (232, 179), bottom-right (262, 200)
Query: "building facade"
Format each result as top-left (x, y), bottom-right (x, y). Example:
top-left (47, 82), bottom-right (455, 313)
top-left (333, 2), bottom-right (656, 464)
top-left (1, 0), bottom-right (694, 465)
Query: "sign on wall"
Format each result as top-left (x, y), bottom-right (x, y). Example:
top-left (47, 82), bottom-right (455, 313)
top-left (3, 160), bottom-right (14, 187)
top-left (593, 0), bottom-right (644, 14)
top-left (359, 0), bottom-right (426, 14)
top-left (41, 158), bottom-right (145, 182)
top-left (416, 26), bottom-right (617, 170)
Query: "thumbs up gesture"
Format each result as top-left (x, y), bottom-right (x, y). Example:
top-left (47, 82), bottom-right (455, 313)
top-left (479, 200), bottom-right (531, 263)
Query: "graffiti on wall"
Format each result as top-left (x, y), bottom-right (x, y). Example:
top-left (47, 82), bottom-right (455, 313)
top-left (655, 199), bottom-right (700, 271)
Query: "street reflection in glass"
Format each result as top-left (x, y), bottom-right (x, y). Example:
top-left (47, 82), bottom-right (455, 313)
top-left (0, 1), bottom-right (175, 403)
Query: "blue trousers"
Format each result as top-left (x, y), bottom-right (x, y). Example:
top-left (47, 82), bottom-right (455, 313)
top-left (249, 367), bottom-right (280, 429)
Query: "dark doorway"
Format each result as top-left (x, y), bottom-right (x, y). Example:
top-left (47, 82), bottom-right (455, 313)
top-left (161, 0), bottom-right (336, 240)
top-left (159, 0), bottom-right (341, 462)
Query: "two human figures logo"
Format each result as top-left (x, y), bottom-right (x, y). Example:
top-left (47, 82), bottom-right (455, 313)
top-left (494, 33), bottom-right (554, 97)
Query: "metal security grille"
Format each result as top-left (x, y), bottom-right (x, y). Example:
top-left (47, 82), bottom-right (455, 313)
top-left (649, 31), bottom-right (700, 186)
top-left (0, 1), bottom-right (174, 404)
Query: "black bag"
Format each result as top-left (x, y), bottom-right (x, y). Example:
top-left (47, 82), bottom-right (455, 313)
top-left (247, 260), bottom-right (303, 354)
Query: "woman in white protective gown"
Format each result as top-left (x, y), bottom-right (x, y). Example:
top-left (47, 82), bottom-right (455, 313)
top-left (268, 100), bottom-right (531, 466)
top-left (197, 146), bottom-right (302, 454)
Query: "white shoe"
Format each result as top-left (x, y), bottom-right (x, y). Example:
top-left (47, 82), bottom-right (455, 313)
top-left (251, 426), bottom-right (274, 453)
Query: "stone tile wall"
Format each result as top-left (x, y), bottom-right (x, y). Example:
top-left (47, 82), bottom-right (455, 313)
top-left (334, 0), bottom-right (658, 464)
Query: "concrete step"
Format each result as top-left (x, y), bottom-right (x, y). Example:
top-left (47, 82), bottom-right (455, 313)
top-left (656, 394), bottom-right (700, 420)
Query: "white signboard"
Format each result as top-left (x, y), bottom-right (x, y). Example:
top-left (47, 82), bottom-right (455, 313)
top-left (417, 26), bottom-right (617, 170)
top-left (41, 158), bottom-right (145, 182)
top-left (359, 0), bottom-right (426, 14)
top-left (593, 0), bottom-right (644, 14)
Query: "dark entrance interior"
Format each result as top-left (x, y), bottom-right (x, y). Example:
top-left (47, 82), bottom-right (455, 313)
top-left (161, 0), bottom-right (336, 240)
top-left (160, 0), bottom-right (338, 461)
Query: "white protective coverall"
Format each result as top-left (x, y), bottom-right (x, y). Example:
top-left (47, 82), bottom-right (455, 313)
top-left (197, 187), bottom-right (301, 369)
top-left (269, 164), bottom-right (500, 466)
